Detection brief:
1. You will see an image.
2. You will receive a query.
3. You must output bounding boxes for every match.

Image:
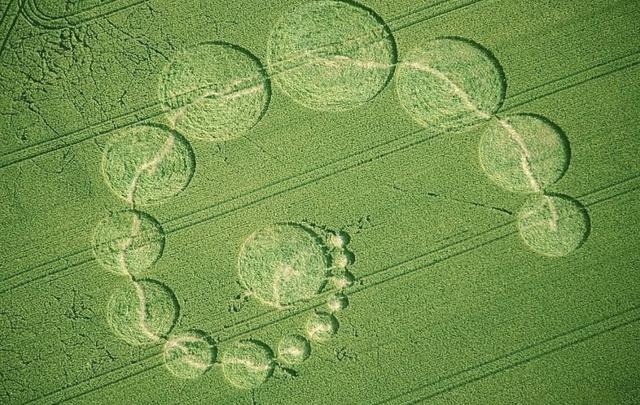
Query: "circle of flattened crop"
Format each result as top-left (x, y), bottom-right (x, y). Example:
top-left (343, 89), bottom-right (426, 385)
top-left (101, 124), bottom-right (195, 207)
top-left (93, 210), bottom-right (165, 278)
top-left (237, 223), bottom-right (330, 308)
top-left (160, 42), bottom-right (271, 142)
top-left (164, 331), bottom-right (215, 379)
top-left (267, 0), bottom-right (397, 111)
top-left (396, 37), bottom-right (505, 132)
top-left (106, 280), bottom-right (179, 346)
top-left (305, 311), bottom-right (339, 341)
top-left (479, 114), bottom-right (570, 193)
top-left (221, 340), bottom-right (275, 389)
top-left (277, 334), bottom-right (311, 365)
top-left (517, 194), bottom-right (590, 257)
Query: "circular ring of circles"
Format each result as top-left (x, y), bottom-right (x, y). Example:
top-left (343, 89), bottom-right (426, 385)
top-left (92, 0), bottom-right (591, 391)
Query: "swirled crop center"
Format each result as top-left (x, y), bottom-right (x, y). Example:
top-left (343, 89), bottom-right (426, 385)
top-left (396, 37), bottom-right (505, 132)
top-left (160, 42), bottom-right (271, 142)
top-left (267, 0), bottom-right (396, 111)
top-left (101, 124), bottom-right (195, 206)
top-left (237, 223), bottom-right (330, 308)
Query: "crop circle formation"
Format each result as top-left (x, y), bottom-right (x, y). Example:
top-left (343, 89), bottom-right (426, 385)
top-left (90, 0), bottom-right (593, 392)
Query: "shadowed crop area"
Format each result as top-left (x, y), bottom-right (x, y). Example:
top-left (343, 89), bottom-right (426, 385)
top-left (1, 0), bottom-right (639, 404)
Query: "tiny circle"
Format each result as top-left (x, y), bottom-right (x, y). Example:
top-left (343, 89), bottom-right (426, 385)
top-left (164, 331), bottom-right (215, 379)
top-left (92, 210), bottom-right (164, 278)
top-left (101, 124), bottom-right (195, 207)
top-left (277, 334), bottom-right (311, 365)
top-left (160, 42), bottom-right (270, 142)
top-left (517, 194), bottom-right (590, 257)
top-left (479, 114), bottom-right (570, 193)
top-left (106, 279), bottom-right (179, 346)
top-left (327, 232), bottom-right (348, 249)
top-left (327, 293), bottom-right (349, 313)
top-left (333, 253), bottom-right (351, 269)
top-left (305, 312), bottom-right (339, 342)
top-left (267, 0), bottom-right (397, 111)
top-left (237, 223), bottom-right (331, 308)
top-left (221, 340), bottom-right (275, 389)
top-left (396, 37), bottom-right (505, 132)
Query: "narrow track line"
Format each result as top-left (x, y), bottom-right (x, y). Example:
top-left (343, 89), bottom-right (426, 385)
top-left (22, 0), bottom-right (149, 30)
top-left (388, 0), bottom-right (484, 32)
top-left (0, 0), bottom-right (15, 27)
top-left (1, 53), bottom-right (636, 296)
top-left (0, 0), bottom-right (21, 59)
top-left (379, 304), bottom-right (640, 404)
top-left (505, 50), bottom-right (640, 109)
top-left (25, 353), bottom-right (165, 405)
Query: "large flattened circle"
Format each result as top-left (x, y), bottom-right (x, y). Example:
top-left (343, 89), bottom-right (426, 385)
top-left (160, 42), bottom-right (270, 142)
top-left (101, 124), bottom-right (195, 207)
top-left (396, 37), bottom-right (505, 132)
top-left (237, 223), bottom-right (329, 308)
top-left (106, 280), bottom-right (179, 346)
top-left (92, 210), bottom-right (165, 277)
top-left (517, 194), bottom-right (590, 257)
top-left (164, 331), bottom-right (215, 379)
top-left (478, 114), bottom-right (570, 193)
top-left (267, 0), bottom-right (396, 111)
top-left (221, 340), bottom-right (274, 389)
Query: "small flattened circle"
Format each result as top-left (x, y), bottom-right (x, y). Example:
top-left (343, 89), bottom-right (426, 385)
top-left (237, 224), bottom-right (330, 308)
top-left (277, 334), bottom-right (311, 365)
top-left (327, 293), bottom-right (349, 312)
top-left (221, 340), bottom-right (275, 389)
top-left (267, 0), bottom-right (396, 111)
top-left (305, 312), bottom-right (339, 341)
top-left (106, 280), bottom-right (179, 346)
top-left (92, 210), bottom-right (165, 278)
top-left (164, 331), bottom-right (215, 379)
top-left (332, 270), bottom-right (355, 290)
top-left (160, 42), bottom-right (270, 142)
top-left (396, 37), bottom-right (505, 132)
top-left (101, 124), bottom-right (195, 206)
top-left (479, 114), bottom-right (570, 193)
top-left (517, 194), bottom-right (590, 257)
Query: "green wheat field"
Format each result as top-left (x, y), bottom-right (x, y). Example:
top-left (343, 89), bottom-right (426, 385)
top-left (1, 0), bottom-right (639, 404)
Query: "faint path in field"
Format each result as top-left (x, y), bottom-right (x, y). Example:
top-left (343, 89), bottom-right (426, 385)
top-left (377, 303), bottom-right (640, 404)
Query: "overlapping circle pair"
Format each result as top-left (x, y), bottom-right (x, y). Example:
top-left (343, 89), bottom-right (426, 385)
top-left (93, 0), bottom-right (590, 389)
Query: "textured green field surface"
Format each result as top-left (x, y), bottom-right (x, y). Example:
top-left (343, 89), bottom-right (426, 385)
top-left (1, 0), bottom-right (639, 404)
